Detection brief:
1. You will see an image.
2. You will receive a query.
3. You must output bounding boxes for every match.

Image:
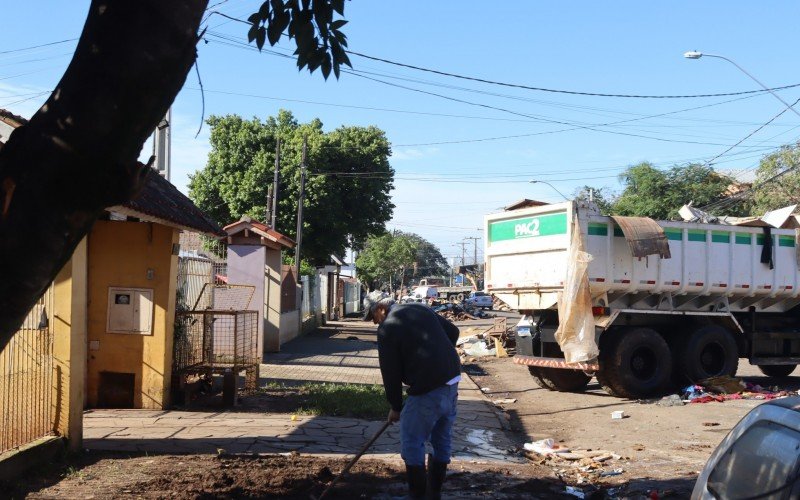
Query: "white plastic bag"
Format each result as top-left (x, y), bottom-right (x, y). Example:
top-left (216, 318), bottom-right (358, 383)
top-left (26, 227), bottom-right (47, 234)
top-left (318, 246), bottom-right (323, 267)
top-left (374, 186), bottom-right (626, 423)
top-left (554, 219), bottom-right (599, 363)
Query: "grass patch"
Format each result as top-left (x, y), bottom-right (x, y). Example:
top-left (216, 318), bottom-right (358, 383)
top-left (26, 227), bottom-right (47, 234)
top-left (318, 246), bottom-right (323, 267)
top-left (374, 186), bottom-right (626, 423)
top-left (300, 383), bottom-right (389, 419)
top-left (260, 382), bottom-right (390, 420)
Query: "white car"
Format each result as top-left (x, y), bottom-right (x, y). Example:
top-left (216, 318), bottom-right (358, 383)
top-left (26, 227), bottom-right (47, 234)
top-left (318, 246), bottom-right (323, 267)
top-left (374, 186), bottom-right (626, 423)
top-left (692, 396), bottom-right (800, 499)
top-left (464, 292), bottom-right (493, 310)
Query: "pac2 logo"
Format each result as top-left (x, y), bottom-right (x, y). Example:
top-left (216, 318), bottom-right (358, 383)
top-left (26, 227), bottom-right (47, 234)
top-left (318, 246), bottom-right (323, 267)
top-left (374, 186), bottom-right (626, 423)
top-left (514, 219), bottom-right (540, 237)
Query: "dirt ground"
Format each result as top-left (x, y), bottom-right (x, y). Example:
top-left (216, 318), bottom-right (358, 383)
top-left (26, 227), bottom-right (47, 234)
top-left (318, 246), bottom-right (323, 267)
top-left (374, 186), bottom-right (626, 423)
top-left (465, 356), bottom-right (800, 498)
top-left (7, 452), bottom-right (579, 499)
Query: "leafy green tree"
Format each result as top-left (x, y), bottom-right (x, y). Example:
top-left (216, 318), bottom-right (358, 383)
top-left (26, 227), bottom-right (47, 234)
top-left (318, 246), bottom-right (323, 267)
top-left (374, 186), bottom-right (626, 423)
top-left (572, 185), bottom-right (616, 214)
top-left (611, 162), bottom-right (739, 219)
top-left (355, 231), bottom-right (447, 291)
top-left (189, 110), bottom-right (394, 265)
top-left (403, 233), bottom-right (449, 284)
top-left (751, 142), bottom-right (800, 214)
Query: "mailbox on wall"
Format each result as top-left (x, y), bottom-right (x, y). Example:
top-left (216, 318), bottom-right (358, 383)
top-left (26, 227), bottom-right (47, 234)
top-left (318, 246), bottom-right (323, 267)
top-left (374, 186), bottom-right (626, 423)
top-left (107, 287), bottom-right (154, 334)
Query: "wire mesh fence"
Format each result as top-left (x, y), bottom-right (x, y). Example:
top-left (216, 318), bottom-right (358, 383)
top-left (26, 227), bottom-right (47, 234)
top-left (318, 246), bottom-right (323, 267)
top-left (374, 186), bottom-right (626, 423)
top-left (173, 309), bottom-right (259, 394)
top-left (0, 286), bottom-right (56, 454)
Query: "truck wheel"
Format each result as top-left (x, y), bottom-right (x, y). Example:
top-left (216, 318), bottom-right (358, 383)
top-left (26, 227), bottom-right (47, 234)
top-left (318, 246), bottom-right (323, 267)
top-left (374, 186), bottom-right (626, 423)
top-left (677, 325), bottom-right (739, 383)
top-left (528, 366), bottom-right (590, 392)
top-left (597, 327), bottom-right (672, 399)
top-left (528, 366), bottom-right (556, 390)
top-left (457, 293), bottom-right (465, 302)
top-left (757, 364), bottom-right (796, 378)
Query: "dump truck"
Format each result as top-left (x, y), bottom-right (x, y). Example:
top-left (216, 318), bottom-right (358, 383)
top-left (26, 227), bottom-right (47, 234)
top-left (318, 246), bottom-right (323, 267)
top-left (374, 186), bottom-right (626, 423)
top-left (417, 278), bottom-right (474, 302)
top-left (484, 200), bottom-right (800, 398)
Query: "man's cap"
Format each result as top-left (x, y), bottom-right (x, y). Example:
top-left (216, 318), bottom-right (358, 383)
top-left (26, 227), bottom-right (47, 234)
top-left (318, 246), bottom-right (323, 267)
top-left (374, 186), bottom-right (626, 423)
top-left (362, 290), bottom-right (394, 321)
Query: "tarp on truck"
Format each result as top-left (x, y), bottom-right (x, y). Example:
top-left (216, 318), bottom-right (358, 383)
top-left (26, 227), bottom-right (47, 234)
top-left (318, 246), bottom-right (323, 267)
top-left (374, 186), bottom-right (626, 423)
top-left (611, 216), bottom-right (671, 259)
top-left (554, 219), bottom-right (599, 363)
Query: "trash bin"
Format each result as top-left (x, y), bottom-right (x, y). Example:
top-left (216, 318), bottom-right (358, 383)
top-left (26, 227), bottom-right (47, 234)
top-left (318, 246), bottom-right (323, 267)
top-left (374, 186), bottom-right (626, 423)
top-left (516, 315), bottom-right (534, 356)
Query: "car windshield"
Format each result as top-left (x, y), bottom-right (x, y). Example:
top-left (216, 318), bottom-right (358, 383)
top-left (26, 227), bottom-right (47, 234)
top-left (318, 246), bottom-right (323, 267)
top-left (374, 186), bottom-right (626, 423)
top-left (707, 420), bottom-right (800, 499)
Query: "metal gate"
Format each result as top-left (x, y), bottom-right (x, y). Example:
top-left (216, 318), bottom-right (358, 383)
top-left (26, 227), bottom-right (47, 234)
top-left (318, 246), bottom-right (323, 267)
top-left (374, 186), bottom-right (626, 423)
top-left (0, 286), bottom-right (56, 453)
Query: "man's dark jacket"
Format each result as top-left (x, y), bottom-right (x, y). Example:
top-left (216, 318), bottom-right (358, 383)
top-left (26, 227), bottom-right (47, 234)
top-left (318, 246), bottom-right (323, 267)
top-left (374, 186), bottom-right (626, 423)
top-left (377, 303), bottom-right (461, 412)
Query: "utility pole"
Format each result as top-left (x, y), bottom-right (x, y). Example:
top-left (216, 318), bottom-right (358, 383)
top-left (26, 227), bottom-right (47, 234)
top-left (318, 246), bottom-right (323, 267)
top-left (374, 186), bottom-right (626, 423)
top-left (271, 139), bottom-right (281, 228)
top-left (454, 241), bottom-right (468, 269)
top-left (265, 185), bottom-right (273, 224)
top-left (294, 137), bottom-right (307, 277)
top-left (464, 236), bottom-right (481, 266)
top-left (152, 107), bottom-right (171, 181)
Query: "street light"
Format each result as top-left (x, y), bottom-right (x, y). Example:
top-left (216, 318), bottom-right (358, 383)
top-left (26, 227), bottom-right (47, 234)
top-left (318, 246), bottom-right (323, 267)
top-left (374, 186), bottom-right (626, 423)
top-left (529, 179), bottom-right (569, 201)
top-left (684, 51), bottom-right (800, 119)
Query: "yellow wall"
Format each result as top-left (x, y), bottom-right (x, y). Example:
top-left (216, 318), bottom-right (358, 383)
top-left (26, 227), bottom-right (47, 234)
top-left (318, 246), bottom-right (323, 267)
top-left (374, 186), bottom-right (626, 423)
top-left (86, 221), bottom-right (178, 409)
top-left (52, 238), bottom-right (88, 450)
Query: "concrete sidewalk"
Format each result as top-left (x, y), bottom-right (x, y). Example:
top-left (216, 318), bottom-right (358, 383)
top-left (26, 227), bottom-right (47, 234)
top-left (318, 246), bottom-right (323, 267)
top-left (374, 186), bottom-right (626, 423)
top-left (84, 320), bottom-right (523, 463)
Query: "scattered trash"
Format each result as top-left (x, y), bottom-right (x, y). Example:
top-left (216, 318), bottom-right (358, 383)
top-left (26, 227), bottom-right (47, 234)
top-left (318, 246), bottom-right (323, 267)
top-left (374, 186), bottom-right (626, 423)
top-left (564, 485), bottom-right (587, 498)
top-left (600, 468), bottom-right (625, 477)
top-left (493, 337), bottom-right (509, 358)
top-left (456, 335), bottom-right (477, 346)
top-left (290, 414), bottom-right (298, 421)
top-left (657, 394), bottom-right (685, 407)
top-left (702, 422), bottom-right (720, 427)
top-left (492, 398), bottom-right (517, 405)
top-left (480, 387), bottom-right (491, 393)
top-left (611, 410), bottom-right (626, 419)
top-left (682, 375), bottom-right (797, 403)
top-left (523, 438), bottom-right (571, 456)
top-left (464, 341), bottom-right (496, 357)
top-left (432, 301), bottom-right (492, 321)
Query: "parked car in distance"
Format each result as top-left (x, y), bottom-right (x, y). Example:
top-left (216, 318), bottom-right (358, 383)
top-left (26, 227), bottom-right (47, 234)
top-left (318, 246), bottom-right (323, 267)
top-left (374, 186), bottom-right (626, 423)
top-left (464, 291), bottom-right (493, 310)
top-left (692, 397), bottom-right (800, 499)
top-left (401, 286), bottom-right (439, 303)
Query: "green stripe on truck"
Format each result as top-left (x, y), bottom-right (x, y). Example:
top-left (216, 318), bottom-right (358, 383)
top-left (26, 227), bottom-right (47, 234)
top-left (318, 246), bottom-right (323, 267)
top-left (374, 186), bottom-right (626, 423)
top-left (588, 223), bottom-right (608, 236)
top-left (488, 212), bottom-right (568, 242)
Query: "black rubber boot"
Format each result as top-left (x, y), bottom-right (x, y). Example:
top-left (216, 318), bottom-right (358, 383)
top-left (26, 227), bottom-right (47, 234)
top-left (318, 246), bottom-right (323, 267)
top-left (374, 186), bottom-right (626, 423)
top-left (426, 454), bottom-right (447, 500)
top-left (405, 463), bottom-right (427, 499)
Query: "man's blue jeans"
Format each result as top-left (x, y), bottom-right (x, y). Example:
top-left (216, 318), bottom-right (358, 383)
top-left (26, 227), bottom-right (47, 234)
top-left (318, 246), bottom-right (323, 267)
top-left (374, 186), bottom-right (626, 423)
top-left (400, 383), bottom-right (458, 467)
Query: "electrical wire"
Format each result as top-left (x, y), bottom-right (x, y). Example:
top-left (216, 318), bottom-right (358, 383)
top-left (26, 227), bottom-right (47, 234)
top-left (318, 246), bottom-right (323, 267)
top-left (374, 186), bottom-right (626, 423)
top-left (0, 38), bottom-right (77, 56)
top-left (346, 50), bottom-right (800, 99)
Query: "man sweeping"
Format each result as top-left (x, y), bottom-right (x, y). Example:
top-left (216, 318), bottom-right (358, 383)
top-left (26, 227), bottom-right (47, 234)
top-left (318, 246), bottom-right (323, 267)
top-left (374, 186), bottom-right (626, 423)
top-left (363, 291), bottom-right (461, 500)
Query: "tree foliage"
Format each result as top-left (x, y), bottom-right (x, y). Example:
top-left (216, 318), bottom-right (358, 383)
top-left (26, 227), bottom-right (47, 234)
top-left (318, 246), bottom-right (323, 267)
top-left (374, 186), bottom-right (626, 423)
top-left (751, 142), bottom-right (800, 214)
top-left (611, 162), bottom-right (739, 219)
top-left (355, 232), bottom-right (447, 291)
top-left (189, 110), bottom-right (394, 265)
top-left (572, 185), bottom-right (616, 214)
top-left (247, 0), bottom-right (352, 79)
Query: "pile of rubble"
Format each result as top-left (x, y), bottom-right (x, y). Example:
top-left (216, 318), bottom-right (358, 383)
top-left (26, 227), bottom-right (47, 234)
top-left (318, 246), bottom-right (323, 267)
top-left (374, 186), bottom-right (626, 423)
top-left (682, 375), bottom-right (799, 403)
top-left (431, 302), bottom-right (491, 321)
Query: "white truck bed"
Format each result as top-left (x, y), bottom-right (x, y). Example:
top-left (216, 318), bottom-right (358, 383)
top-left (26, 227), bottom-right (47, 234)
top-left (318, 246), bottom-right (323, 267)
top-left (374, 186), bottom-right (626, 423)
top-left (485, 201), bottom-right (800, 314)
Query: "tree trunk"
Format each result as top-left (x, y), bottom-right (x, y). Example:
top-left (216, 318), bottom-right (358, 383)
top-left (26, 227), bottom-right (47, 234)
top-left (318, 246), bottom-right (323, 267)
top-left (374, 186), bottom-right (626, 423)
top-left (0, 0), bottom-right (208, 350)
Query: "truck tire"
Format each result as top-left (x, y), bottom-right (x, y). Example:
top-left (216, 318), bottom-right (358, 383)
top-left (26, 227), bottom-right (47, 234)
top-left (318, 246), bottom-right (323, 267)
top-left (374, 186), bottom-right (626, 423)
top-left (597, 327), bottom-right (672, 399)
top-left (677, 325), bottom-right (739, 383)
top-left (757, 364), bottom-right (797, 378)
top-left (456, 293), bottom-right (465, 302)
top-left (528, 366), bottom-right (590, 392)
top-left (528, 366), bottom-right (556, 390)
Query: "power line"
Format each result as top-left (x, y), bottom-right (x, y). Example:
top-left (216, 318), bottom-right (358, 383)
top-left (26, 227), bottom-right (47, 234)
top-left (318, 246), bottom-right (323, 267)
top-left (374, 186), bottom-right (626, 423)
top-left (0, 38), bottom-right (77, 56)
top-left (201, 12), bottom-right (800, 100)
top-left (346, 49), bottom-right (800, 99)
top-left (705, 97), bottom-right (800, 167)
top-left (199, 33), bottom-right (793, 148)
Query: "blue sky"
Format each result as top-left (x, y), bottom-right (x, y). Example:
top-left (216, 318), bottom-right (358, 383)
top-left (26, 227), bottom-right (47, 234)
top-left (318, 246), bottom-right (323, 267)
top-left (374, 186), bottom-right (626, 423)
top-left (3, 1), bottom-right (800, 264)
